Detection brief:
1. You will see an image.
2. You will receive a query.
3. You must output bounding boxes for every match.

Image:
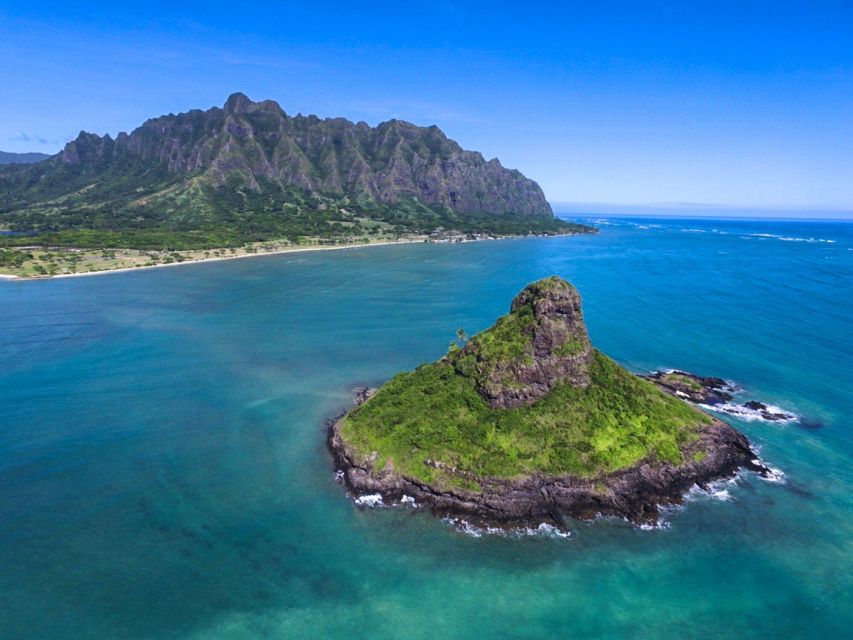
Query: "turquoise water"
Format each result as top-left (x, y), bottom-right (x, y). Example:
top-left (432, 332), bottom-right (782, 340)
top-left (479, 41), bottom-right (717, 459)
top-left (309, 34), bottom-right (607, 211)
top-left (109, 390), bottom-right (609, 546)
top-left (1, 217), bottom-right (850, 639)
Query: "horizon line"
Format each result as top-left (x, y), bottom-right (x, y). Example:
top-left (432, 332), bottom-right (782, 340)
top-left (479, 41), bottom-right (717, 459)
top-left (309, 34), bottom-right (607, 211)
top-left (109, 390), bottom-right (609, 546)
top-left (551, 202), bottom-right (853, 220)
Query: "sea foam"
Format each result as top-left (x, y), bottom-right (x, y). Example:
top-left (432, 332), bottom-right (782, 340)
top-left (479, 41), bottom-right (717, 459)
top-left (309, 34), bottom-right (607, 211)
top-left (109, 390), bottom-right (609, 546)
top-left (354, 493), bottom-right (384, 507)
top-left (442, 517), bottom-right (571, 539)
top-left (699, 401), bottom-right (797, 423)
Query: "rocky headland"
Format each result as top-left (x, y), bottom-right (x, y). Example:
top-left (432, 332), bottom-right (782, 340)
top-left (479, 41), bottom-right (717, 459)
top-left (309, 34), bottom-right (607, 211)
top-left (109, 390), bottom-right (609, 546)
top-left (329, 276), bottom-right (774, 530)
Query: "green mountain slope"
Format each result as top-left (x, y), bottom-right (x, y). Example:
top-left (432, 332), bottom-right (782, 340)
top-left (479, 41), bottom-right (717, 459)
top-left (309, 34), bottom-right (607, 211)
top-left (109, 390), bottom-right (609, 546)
top-left (0, 94), bottom-right (590, 249)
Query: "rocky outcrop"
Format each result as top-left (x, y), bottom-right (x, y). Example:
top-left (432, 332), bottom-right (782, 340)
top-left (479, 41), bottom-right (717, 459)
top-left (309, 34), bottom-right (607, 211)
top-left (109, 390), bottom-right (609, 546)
top-left (456, 276), bottom-right (593, 409)
top-left (56, 92), bottom-right (554, 219)
top-left (645, 370), bottom-right (797, 422)
top-left (643, 370), bottom-right (734, 405)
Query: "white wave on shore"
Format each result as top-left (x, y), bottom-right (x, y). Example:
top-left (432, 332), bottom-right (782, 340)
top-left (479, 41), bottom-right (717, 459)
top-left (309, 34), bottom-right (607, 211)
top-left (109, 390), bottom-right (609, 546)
top-left (354, 493), bottom-right (384, 507)
top-left (700, 401), bottom-right (797, 423)
top-left (442, 517), bottom-right (571, 539)
top-left (685, 476), bottom-right (739, 503)
top-left (348, 488), bottom-right (419, 509)
top-left (638, 516), bottom-right (673, 531)
top-left (753, 460), bottom-right (787, 484)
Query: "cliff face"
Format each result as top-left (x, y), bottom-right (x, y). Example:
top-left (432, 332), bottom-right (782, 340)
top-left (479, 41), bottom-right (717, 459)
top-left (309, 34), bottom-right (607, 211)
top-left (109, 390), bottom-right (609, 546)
top-left (58, 93), bottom-right (553, 218)
top-left (454, 276), bottom-right (593, 408)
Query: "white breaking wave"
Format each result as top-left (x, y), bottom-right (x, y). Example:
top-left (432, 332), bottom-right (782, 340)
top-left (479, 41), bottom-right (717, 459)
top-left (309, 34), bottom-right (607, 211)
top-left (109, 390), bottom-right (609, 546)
top-left (519, 523), bottom-right (572, 539)
top-left (685, 475), bottom-right (740, 503)
top-left (752, 460), bottom-right (787, 484)
top-left (354, 493), bottom-right (384, 507)
top-left (678, 228), bottom-right (837, 244)
top-left (639, 517), bottom-right (673, 531)
top-left (742, 232), bottom-right (836, 244)
top-left (353, 492), bottom-right (419, 509)
top-left (442, 517), bottom-right (571, 539)
top-left (699, 401), bottom-right (797, 423)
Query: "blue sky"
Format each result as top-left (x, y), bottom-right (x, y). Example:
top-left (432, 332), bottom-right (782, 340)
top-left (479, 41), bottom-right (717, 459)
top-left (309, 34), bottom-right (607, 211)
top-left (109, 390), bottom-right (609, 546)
top-left (2, 1), bottom-right (852, 214)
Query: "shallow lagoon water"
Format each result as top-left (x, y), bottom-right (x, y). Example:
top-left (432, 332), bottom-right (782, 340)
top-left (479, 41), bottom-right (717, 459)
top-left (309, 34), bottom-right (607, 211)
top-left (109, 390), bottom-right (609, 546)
top-left (1, 217), bottom-right (851, 638)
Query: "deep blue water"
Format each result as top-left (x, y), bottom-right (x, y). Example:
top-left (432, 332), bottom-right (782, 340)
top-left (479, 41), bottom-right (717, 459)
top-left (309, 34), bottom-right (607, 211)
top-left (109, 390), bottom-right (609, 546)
top-left (1, 217), bottom-right (850, 639)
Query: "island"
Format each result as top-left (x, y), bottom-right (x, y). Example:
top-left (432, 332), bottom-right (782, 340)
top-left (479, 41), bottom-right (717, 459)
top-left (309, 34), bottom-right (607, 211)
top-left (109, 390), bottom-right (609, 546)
top-left (330, 276), bottom-right (772, 530)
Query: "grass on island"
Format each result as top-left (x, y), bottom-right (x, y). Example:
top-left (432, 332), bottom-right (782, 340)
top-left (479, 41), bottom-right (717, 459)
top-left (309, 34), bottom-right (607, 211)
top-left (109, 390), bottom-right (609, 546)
top-left (340, 350), bottom-right (713, 491)
top-left (659, 372), bottom-right (704, 391)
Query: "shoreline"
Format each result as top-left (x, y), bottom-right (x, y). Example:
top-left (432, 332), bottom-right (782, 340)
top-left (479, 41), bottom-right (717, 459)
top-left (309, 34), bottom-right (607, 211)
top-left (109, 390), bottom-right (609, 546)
top-left (0, 238), bottom-right (429, 282)
top-left (0, 233), bottom-right (575, 282)
top-left (329, 409), bottom-right (769, 531)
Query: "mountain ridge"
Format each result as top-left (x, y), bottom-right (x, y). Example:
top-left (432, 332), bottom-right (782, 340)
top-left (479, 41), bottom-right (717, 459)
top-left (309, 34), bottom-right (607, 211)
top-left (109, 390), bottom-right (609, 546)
top-left (0, 151), bottom-right (51, 165)
top-left (0, 93), bottom-right (582, 249)
top-left (55, 92), bottom-right (552, 218)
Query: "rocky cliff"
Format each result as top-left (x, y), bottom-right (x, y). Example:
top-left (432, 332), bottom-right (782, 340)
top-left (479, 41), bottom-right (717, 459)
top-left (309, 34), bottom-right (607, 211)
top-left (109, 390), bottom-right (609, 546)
top-left (57, 92), bottom-right (552, 218)
top-left (455, 276), bottom-right (593, 408)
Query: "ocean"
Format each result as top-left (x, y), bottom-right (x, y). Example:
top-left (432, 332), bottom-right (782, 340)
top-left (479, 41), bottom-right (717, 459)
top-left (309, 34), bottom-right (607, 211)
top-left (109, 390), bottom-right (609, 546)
top-left (0, 216), bottom-right (850, 639)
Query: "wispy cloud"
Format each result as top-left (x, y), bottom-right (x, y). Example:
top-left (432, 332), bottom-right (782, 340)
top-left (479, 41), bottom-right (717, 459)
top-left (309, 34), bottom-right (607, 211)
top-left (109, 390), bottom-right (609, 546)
top-left (7, 131), bottom-right (70, 150)
top-left (12, 131), bottom-right (50, 145)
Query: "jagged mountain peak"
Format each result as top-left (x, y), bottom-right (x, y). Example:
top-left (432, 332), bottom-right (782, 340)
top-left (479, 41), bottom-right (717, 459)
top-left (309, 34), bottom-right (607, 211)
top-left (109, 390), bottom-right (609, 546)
top-left (50, 93), bottom-right (551, 217)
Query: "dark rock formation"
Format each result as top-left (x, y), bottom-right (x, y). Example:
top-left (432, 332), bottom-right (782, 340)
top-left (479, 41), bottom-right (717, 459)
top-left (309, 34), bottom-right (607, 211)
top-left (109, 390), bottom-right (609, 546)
top-left (643, 370), bottom-right (733, 405)
top-left (456, 276), bottom-right (593, 409)
top-left (796, 417), bottom-right (823, 430)
top-left (645, 370), bottom-right (797, 422)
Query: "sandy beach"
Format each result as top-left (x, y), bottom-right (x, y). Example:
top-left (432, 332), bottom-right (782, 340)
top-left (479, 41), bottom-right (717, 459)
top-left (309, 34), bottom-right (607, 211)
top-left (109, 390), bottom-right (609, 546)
top-left (0, 238), bottom-right (428, 281)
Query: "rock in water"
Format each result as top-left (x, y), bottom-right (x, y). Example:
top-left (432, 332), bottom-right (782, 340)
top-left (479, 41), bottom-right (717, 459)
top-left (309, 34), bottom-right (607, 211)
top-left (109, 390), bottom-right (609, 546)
top-left (643, 370), bottom-right (733, 405)
top-left (330, 276), bottom-right (773, 531)
top-left (645, 370), bottom-right (798, 423)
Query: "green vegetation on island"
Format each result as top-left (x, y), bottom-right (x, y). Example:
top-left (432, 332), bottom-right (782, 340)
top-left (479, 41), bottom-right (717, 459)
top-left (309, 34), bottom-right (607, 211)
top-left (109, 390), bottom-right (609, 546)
top-left (339, 276), bottom-right (712, 491)
top-left (341, 350), bottom-right (711, 488)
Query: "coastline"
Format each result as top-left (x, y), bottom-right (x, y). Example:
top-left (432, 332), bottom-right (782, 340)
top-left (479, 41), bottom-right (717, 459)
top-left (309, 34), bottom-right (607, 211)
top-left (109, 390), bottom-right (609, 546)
top-left (329, 396), bottom-right (771, 531)
top-left (0, 233), bottom-right (576, 282)
top-left (0, 237), bottom-right (428, 281)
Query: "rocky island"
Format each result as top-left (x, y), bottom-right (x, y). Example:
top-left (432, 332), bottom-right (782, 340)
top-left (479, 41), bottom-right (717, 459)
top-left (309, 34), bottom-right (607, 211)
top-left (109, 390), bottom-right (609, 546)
top-left (643, 370), bottom-right (797, 423)
top-left (330, 276), bottom-right (772, 530)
